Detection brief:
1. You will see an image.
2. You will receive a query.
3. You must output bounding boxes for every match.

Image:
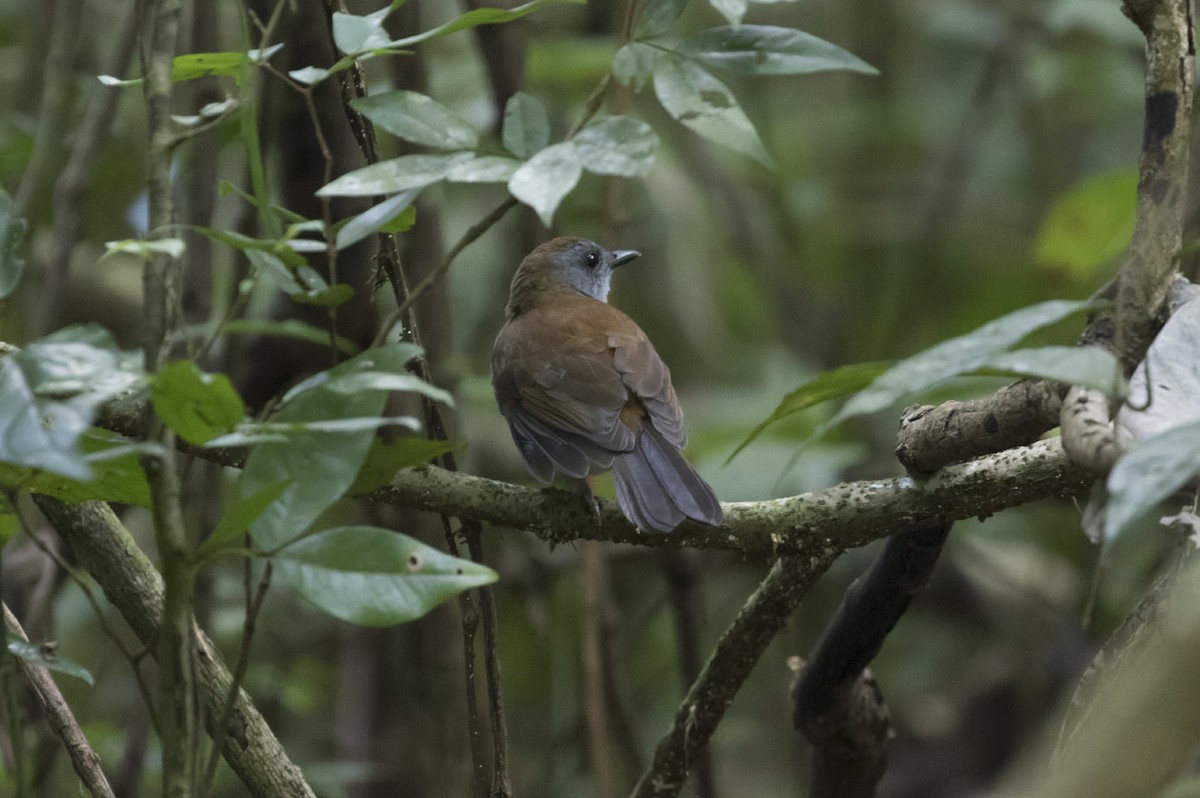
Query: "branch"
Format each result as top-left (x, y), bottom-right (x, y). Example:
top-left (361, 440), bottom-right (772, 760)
top-left (31, 496), bottom-right (317, 798)
top-left (4, 603), bottom-right (116, 798)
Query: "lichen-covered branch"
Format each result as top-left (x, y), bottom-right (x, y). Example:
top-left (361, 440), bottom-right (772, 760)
top-left (31, 496), bottom-right (317, 798)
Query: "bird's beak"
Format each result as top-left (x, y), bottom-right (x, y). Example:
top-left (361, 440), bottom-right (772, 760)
top-left (610, 249), bottom-right (641, 267)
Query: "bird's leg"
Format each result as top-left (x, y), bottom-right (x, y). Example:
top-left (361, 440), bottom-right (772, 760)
top-left (566, 477), bottom-right (602, 528)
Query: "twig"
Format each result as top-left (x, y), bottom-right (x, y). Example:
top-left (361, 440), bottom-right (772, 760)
top-left (630, 549), bottom-right (840, 798)
top-left (3, 603), bottom-right (116, 798)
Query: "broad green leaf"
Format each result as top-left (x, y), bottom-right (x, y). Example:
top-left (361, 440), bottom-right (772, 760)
top-left (241, 343), bottom-right (426, 549)
top-left (288, 66), bottom-right (330, 85)
top-left (248, 250), bottom-right (354, 307)
top-left (612, 42), bottom-right (659, 91)
top-left (273, 526), bottom-right (498, 625)
top-left (574, 116), bottom-right (659, 177)
top-left (679, 25), bottom-right (878, 75)
top-left (207, 416), bottom-right (421, 447)
top-left (350, 437), bottom-right (460, 494)
top-left (0, 337), bottom-right (143, 480)
top-left (1118, 287), bottom-right (1200, 441)
top-left (336, 189), bottom-right (420, 251)
top-left (1105, 420), bottom-right (1200, 539)
top-left (983, 346), bottom-right (1126, 398)
top-left (0, 433), bottom-right (153, 507)
top-left (317, 152), bottom-right (472, 197)
top-left (727, 361), bottom-right (892, 462)
top-left (508, 142), bottom-right (583, 226)
top-left (151, 361), bottom-right (245, 445)
top-left (635, 0), bottom-right (690, 38)
top-left (653, 54), bottom-right (771, 166)
top-left (447, 155), bottom-right (521, 183)
top-left (502, 92), bottom-right (550, 158)
top-left (332, 7), bottom-right (393, 54)
top-left (199, 479), bottom-right (290, 556)
top-left (7, 639), bottom-right (94, 686)
top-left (351, 90), bottom-right (479, 150)
top-left (283, 371), bottom-right (453, 408)
top-left (708, 0), bottom-right (747, 26)
top-left (175, 319), bottom-right (361, 356)
top-left (282, 341), bottom-right (423, 402)
top-left (0, 189), bottom-right (27, 299)
top-left (1035, 170), bottom-right (1137, 278)
top-left (829, 299), bottom-right (1101, 428)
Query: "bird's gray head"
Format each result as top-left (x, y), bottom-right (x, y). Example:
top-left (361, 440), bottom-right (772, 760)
top-left (544, 237), bottom-right (641, 302)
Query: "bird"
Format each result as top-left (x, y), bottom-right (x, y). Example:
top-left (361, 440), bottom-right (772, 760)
top-left (491, 236), bottom-right (723, 533)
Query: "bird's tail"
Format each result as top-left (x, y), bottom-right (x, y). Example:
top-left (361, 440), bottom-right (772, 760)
top-left (611, 425), bottom-right (723, 533)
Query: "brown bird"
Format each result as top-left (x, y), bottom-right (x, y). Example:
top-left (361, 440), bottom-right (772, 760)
top-left (491, 236), bottom-right (723, 532)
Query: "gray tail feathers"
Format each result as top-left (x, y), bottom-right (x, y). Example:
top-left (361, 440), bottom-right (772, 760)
top-left (611, 425), bottom-right (723, 533)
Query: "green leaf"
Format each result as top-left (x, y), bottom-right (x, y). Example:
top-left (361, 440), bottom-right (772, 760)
top-left (612, 42), bottom-right (659, 91)
top-left (282, 341), bottom-right (424, 402)
top-left (219, 180), bottom-right (308, 224)
top-left (0, 337), bottom-right (143, 480)
top-left (653, 54), bottom-right (772, 166)
top-left (151, 361), bottom-right (245, 445)
top-left (349, 437), bottom-right (460, 494)
top-left (332, 7), bottom-right (393, 54)
top-left (335, 189), bottom-right (420, 251)
top-left (317, 152), bottom-right (472, 197)
top-left (240, 343), bottom-right (427, 549)
top-left (273, 526), bottom-right (497, 626)
top-left (7, 639), bottom-right (95, 686)
top-left (283, 370), bottom-right (454, 408)
top-left (983, 346), bottom-right (1126, 398)
top-left (207, 416), bottom-right (421, 447)
top-left (175, 319), bottom-right (361, 356)
top-left (679, 25), bottom-right (879, 75)
top-left (104, 238), bottom-right (187, 260)
top-left (507, 142), bottom-right (583, 227)
top-left (0, 433), bottom-right (153, 508)
top-left (502, 92), bottom-right (550, 158)
top-left (1105, 420), bottom-right (1200, 539)
top-left (386, 0), bottom-right (585, 50)
top-left (727, 361), bottom-right (892, 462)
top-left (573, 116), bottom-right (659, 177)
top-left (828, 300), bottom-right (1102, 430)
top-left (200, 480), bottom-right (290, 556)
top-left (1035, 170), bottom-right (1138, 278)
top-left (247, 250), bottom-right (354, 307)
top-left (288, 66), bottom-right (330, 85)
top-left (708, 0), bottom-right (747, 26)
top-left (447, 155), bottom-right (521, 183)
top-left (635, 0), bottom-right (690, 39)
top-left (351, 90), bottom-right (479, 150)
top-left (0, 189), bottom-right (27, 299)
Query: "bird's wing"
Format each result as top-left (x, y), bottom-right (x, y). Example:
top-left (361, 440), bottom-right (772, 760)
top-left (608, 325), bottom-right (687, 449)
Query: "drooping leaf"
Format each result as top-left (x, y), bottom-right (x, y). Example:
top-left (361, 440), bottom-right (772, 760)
top-left (317, 152), bottom-right (472, 197)
top-left (199, 479), bottom-right (291, 556)
top-left (727, 361), bottom-right (893, 462)
top-left (1105, 420), bottom-right (1200, 540)
top-left (447, 155), bottom-right (522, 183)
top-left (331, 7), bottom-right (393, 54)
top-left (351, 90), bottom-right (479, 150)
top-left (281, 359), bottom-right (453, 409)
top-left (611, 42), bottom-right (659, 91)
top-left (708, 0), bottom-right (747, 26)
top-left (825, 300), bottom-right (1102, 431)
top-left (508, 142), bottom-right (584, 226)
top-left (207, 416), bottom-right (421, 447)
top-left (335, 189), bottom-right (421, 251)
top-left (281, 341), bottom-right (423, 402)
top-left (240, 343), bottom-right (428, 549)
top-left (151, 361), bottom-right (245, 445)
top-left (573, 116), bottom-right (659, 177)
top-left (502, 92), bottom-right (551, 158)
top-left (0, 433), bottom-right (154, 508)
top-left (635, 0), bottom-right (690, 39)
top-left (1035, 170), bottom-right (1138, 278)
top-left (7, 639), bottom-right (95, 686)
top-left (349, 437), bottom-right (461, 494)
top-left (0, 336), bottom-right (144, 480)
top-left (273, 526), bottom-right (498, 626)
top-left (170, 45), bottom-right (283, 82)
top-left (652, 54), bottom-right (772, 166)
top-left (0, 189), bottom-right (27, 299)
top-left (679, 25), bottom-right (878, 75)
top-left (982, 346), bottom-right (1126, 398)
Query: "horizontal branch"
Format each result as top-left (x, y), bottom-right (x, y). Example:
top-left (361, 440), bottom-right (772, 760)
top-left (369, 437), bottom-right (1092, 554)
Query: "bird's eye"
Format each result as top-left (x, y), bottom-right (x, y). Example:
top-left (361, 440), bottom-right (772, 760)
top-left (584, 251), bottom-right (600, 268)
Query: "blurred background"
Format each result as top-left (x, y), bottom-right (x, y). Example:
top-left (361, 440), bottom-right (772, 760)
top-left (1, 0), bottom-right (1190, 795)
